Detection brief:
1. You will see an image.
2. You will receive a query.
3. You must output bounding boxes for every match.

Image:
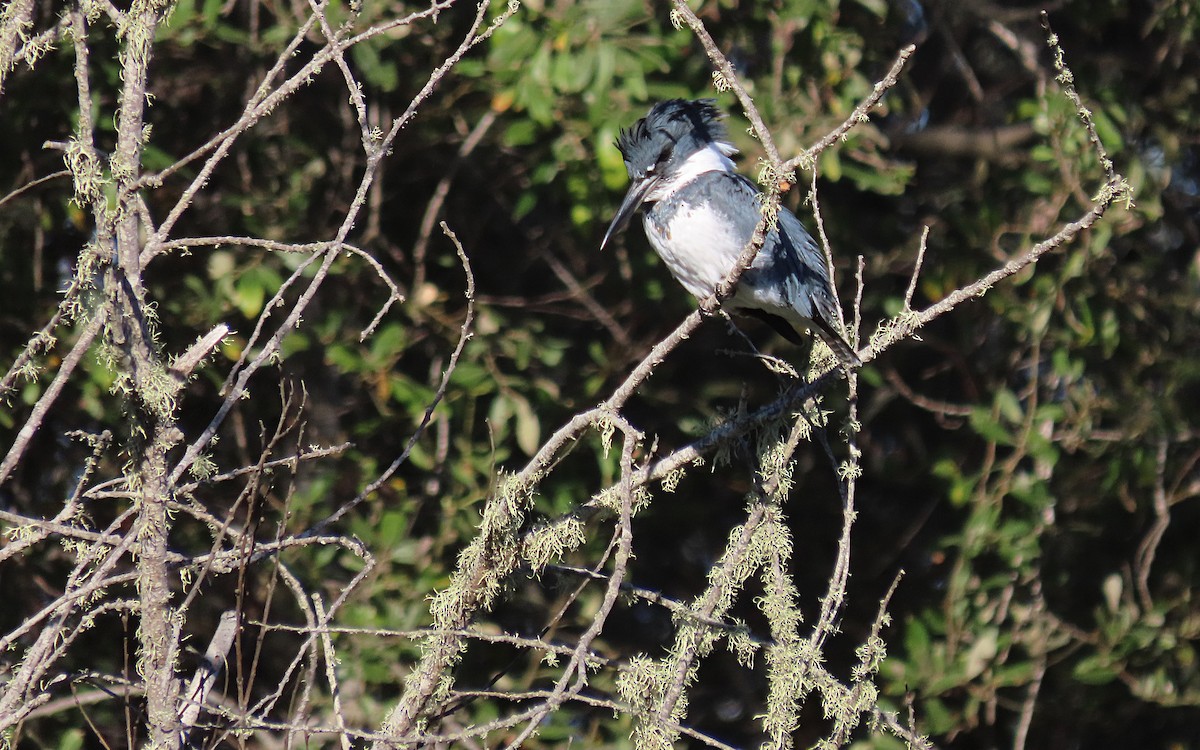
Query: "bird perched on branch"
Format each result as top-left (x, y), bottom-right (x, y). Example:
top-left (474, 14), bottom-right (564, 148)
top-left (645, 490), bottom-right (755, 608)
top-left (601, 99), bottom-right (860, 368)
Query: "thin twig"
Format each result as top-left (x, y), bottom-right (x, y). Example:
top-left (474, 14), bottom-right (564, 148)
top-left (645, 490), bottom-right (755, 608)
top-left (412, 109), bottom-right (497, 292)
top-left (904, 226), bottom-right (931, 310)
top-left (315, 222), bottom-right (475, 534)
top-left (789, 44), bottom-right (918, 172)
top-left (0, 312), bottom-right (105, 485)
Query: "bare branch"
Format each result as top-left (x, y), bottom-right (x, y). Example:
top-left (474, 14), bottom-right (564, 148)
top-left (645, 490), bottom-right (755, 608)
top-left (178, 610), bottom-right (239, 746)
top-left (789, 44), bottom-right (918, 172)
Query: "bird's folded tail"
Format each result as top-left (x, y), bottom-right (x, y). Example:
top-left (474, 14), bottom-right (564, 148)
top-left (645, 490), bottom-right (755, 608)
top-left (738, 309), bottom-right (862, 369)
top-left (809, 314), bottom-right (862, 369)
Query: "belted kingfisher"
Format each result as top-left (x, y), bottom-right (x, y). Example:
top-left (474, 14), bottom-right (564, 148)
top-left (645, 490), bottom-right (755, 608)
top-left (601, 99), bottom-right (860, 368)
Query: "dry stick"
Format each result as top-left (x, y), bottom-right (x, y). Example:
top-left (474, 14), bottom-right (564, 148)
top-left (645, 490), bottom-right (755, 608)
top-left (809, 403), bottom-right (862, 658)
top-left (179, 533), bottom-right (370, 575)
top-left (793, 263), bottom-right (869, 745)
top-left (0, 564), bottom-right (142, 728)
top-left (9, 17), bottom-right (69, 69)
top-left (546, 563), bottom-right (754, 635)
top-left (2, 594), bottom-right (135, 720)
top-left (788, 44), bottom-right (918, 173)
top-left (0, 168), bottom-right (70, 209)
top-left (311, 594), bottom-right (353, 750)
top-left (1134, 437), bottom-right (1171, 612)
top-left (170, 324), bottom-right (230, 380)
top-left (853, 254), bottom-right (866, 351)
top-left (808, 168), bottom-right (849, 328)
top-left (898, 192), bottom-right (1115, 343)
top-left (0, 304), bottom-right (65, 399)
top-left (179, 0), bottom-right (455, 194)
top-left (173, 396), bottom-right (308, 644)
top-left (216, 252), bottom-right (323, 398)
top-left (155, 236), bottom-right (401, 342)
top-left (904, 226), bottom-right (931, 310)
top-left (166, 439), bottom-right (376, 720)
top-left (884, 367), bottom-right (974, 418)
top-left (136, 10), bottom-right (324, 249)
top-left (131, 0), bottom-right (450, 203)
top-left (0, 508), bottom-right (125, 556)
top-left (184, 551), bottom-right (319, 750)
top-left (1041, 12), bottom-right (1117, 185)
top-left (19, 680), bottom-right (142, 724)
top-left (1011, 579), bottom-right (1048, 750)
top-left (160, 236), bottom-right (335, 253)
top-left (272, 565), bottom-right (324, 750)
top-left (539, 245), bottom-right (636, 348)
top-left (307, 0), bottom-right (371, 145)
top-left (258, 561), bottom-right (379, 728)
top-left (158, 236), bottom-right (405, 326)
top-left (0, 503), bottom-right (139, 654)
top-left (177, 610), bottom-right (239, 746)
top-left (253, 622), bottom-right (619, 679)
top-left (256, 620), bottom-right (607, 649)
top-left (671, 0), bottom-right (916, 184)
top-left (238, 408), bottom-right (316, 718)
top-left (198, 561), bottom-right (320, 750)
top-left (0, 311), bottom-right (104, 485)
top-left (871, 705), bottom-right (936, 750)
top-left (200, 453), bottom-right (378, 739)
top-left (174, 442), bottom-right (349, 495)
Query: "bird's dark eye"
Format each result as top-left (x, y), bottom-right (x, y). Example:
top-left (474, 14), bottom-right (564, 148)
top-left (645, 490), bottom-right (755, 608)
top-left (656, 146), bottom-right (674, 166)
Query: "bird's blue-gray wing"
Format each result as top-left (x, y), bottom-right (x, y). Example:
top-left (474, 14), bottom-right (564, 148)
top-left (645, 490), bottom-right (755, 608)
top-left (705, 174), bottom-right (859, 364)
top-left (700, 174), bottom-right (833, 322)
top-left (771, 199), bottom-right (842, 326)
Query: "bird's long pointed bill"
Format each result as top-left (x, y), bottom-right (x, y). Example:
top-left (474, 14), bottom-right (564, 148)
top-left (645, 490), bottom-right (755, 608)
top-left (601, 175), bottom-right (657, 250)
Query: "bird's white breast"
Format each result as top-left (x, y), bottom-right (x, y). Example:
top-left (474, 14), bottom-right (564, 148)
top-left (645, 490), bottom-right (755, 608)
top-left (642, 202), bottom-right (742, 300)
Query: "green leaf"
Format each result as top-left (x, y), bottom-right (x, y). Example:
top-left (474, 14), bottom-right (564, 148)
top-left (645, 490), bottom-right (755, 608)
top-left (995, 388), bottom-right (1023, 425)
top-left (969, 407), bottom-right (1013, 446)
top-left (233, 273), bottom-right (266, 318)
top-left (513, 394), bottom-right (541, 456)
top-left (1072, 654), bottom-right (1120, 685)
